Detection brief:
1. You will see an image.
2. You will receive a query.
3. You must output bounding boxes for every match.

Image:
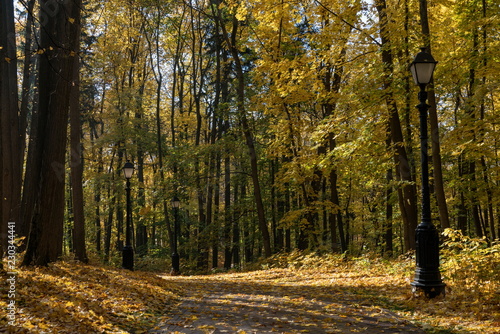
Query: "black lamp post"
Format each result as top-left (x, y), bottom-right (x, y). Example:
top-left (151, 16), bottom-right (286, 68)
top-left (171, 196), bottom-right (181, 275)
top-left (122, 161), bottom-right (135, 271)
top-left (409, 48), bottom-right (445, 298)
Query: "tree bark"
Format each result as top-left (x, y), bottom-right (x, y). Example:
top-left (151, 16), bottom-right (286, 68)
top-left (69, 8), bottom-right (87, 262)
top-left (0, 0), bottom-right (23, 257)
top-left (135, 79), bottom-right (148, 255)
top-left (385, 135), bottom-right (394, 256)
top-left (216, 11), bottom-right (272, 258)
top-left (376, 0), bottom-right (418, 250)
top-left (23, 0), bottom-right (81, 266)
top-left (418, 0), bottom-right (450, 229)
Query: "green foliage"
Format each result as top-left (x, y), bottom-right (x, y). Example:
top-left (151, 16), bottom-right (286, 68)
top-left (134, 255), bottom-right (170, 272)
top-left (11, 0), bottom-right (500, 269)
top-left (258, 250), bottom-right (348, 270)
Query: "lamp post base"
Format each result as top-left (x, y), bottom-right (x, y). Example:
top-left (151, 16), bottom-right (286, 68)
top-left (122, 245), bottom-right (134, 271)
top-left (411, 280), bottom-right (446, 299)
top-left (412, 221), bottom-right (445, 299)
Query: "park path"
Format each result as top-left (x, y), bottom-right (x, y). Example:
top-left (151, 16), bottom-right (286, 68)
top-left (148, 269), bottom-right (426, 334)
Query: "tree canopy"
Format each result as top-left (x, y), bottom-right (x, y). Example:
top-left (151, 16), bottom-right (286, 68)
top-left (1, 0), bottom-right (499, 268)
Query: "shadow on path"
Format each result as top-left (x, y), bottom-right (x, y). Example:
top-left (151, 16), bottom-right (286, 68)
top-left (148, 271), bottom-right (425, 334)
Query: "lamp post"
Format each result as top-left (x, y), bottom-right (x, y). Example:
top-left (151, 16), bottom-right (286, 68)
top-left (409, 48), bottom-right (445, 298)
top-left (171, 196), bottom-right (181, 275)
top-left (122, 161), bottom-right (135, 271)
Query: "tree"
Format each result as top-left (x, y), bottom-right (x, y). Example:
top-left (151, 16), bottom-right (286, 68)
top-left (0, 0), bottom-right (23, 263)
top-left (418, 0), bottom-right (450, 230)
top-left (215, 3), bottom-right (272, 258)
top-left (69, 8), bottom-right (87, 263)
top-left (23, 0), bottom-right (82, 266)
top-left (9, 0), bottom-right (497, 268)
top-left (376, 0), bottom-right (418, 250)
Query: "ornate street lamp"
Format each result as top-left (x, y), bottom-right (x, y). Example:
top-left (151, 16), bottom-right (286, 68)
top-left (122, 161), bottom-right (135, 270)
top-left (171, 196), bottom-right (181, 275)
top-left (409, 48), bottom-right (445, 298)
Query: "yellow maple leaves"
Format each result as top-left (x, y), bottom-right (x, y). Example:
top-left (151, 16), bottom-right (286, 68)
top-left (1, 261), bottom-right (178, 333)
top-left (2, 248), bottom-right (499, 333)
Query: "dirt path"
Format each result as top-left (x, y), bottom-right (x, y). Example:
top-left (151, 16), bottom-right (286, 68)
top-left (148, 270), bottom-right (425, 334)
top-left (149, 272), bottom-right (425, 334)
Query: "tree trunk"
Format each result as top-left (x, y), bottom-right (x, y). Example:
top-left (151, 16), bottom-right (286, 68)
top-left (19, 0), bottom-right (36, 160)
top-left (69, 11), bottom-right (87, 262)
top-left (418, 0), bottom-right (450, 229)
top-left (232, 177), bottom-right (241, 267)
top-left (104, 181), bottom-right (115, 262)
top-left (91, 82), bottom-right (106, 255)
top-left (217, 12), bottom-right (272, 258)
top-left (321, 40), bottom-right (349, 253)
top-left (466, 28), bottom-right (483, 238)
top-left (385, 136), bottom-right (394, 256)
top-left (147, 8), bottom-right (174, 263)
top-left (0, 0), bottom-right (23, 258)
top-left (135, 79), bottom-right (148, 255)
top-left (23, 0), bottom-right (81, 266)
top-left (16, 0), bottom-right (36, 250)
top-left (116, 150), bottom-right (124, 251)
top-left (223, 154), bottom-right (232, 269)
top-left (212, 154), bottom-right (222, 268)
top-left (376, 0), bottom-right (418, 250)
top-left (330, 161), bottom-right (347, 253)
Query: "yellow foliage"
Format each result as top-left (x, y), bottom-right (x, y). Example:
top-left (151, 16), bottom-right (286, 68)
top-left (2, 252), bottom-right (499, 333)
top-left (0, 262), bottom-right (178, 333)
top-left (255, 251), bottom-right (500, 333)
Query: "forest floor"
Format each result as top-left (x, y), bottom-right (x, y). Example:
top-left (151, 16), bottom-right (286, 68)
top-left (1, 252), bottom-right (499, 333)
top-left (148, 270), bottom-right (426, 333)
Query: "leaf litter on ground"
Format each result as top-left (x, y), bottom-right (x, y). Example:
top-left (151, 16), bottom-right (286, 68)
top-left (1, 261), bottom-right (179, 333)
top-left (2, 248), bottom-right (499, 333)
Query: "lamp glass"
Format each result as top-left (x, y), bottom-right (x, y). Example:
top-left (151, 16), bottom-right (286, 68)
top-left (410, 49), bottom-right (437, 85)
top-left (123, 162), bottom-right (135, 179)
top-left (410, 62), bottom-right (436, 85)
top-left (171, 196), bottom-right (180, 209)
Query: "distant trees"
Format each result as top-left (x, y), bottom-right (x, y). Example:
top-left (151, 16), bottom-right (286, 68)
top-left (2, 0), bottom-right (499, 268)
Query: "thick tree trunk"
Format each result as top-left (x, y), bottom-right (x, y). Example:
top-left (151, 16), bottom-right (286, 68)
top-left (0, 0), bottom-right (22, 258)
top-left (19, 0), bottom-right (35, 159)
top-left (23, 0), bottom-right (81, 266)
